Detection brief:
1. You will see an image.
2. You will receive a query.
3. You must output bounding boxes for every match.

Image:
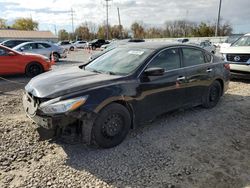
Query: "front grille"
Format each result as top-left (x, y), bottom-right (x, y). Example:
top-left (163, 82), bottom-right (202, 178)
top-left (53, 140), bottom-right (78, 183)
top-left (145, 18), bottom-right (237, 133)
top-left (227, 54), bottom-right (250, 62)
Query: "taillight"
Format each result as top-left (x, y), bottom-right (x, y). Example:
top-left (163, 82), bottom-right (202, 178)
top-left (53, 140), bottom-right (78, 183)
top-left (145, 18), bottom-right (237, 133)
top-left (224, 63), bottom-right (230, 70)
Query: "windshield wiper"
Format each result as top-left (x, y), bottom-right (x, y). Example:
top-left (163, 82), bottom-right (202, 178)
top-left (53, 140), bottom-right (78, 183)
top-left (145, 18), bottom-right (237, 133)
top-left (89, 69), bottom-right (103, 74)
top-left (105, 71), bottom-right (117, 75)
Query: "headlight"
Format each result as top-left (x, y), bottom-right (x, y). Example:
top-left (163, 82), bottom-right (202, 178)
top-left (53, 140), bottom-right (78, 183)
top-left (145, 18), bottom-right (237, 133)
top-left (39, 96), bottom-right (88, 114)
top-left (43, 57), bottom-right (50, 63)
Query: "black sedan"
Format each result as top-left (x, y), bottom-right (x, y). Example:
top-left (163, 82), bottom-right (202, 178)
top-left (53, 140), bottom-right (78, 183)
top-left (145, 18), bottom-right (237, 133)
top-left (23, 43), bottom-right (230, 148)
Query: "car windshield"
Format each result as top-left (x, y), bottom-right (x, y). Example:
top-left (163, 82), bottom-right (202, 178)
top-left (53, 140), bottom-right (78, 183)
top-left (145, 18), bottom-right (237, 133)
top-left (232, 36), bottom-right (250, 47)
top-left (85, 47), bottom-right (153, 75)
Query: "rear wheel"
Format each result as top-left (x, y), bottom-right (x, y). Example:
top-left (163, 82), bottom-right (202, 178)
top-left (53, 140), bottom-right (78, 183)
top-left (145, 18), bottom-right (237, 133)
top-left (25, 63), bottom-right (43, 77)
top-left (69, 46), bottom-right (74, 51)
top-left (91, 103), bottom-right (131, 148)
top-left (202, 80), bottom-right (222, 108)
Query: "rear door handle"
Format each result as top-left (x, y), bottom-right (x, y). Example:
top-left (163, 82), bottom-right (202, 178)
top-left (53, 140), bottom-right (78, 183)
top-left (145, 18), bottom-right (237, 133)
top-left (206, 68), bottom-right (213, 73)
top-left (177, 76), bottom-right (186, 81)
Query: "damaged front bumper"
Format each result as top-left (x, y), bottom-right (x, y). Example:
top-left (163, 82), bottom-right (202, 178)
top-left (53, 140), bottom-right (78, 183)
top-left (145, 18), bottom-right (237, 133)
top-left (23, 92), bottom-right (96, 142)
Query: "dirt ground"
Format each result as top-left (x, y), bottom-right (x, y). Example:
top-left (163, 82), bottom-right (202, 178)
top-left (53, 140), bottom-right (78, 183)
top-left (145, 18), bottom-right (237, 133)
top-left (0, 50), bottom-right (250, 188)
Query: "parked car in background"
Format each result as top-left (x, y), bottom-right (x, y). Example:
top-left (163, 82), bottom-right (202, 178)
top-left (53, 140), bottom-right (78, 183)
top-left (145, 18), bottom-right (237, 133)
top-left (219, 34), bottom-right (244, 50)
top-left (177, 38), bottom-right (189, 43)
top-left (74, 41), bottom-right (87, 48)
top-left (87, 39), bottom-right (109, 50)
top-left (57, 41), bottom-right (75, 51)
top-left (128, 38), bottom-right (145, 42)
top-left (13, 41), bottom-right (67, 62)
top-left (0, 45), bottom-right (53, 77)
top-left (199, 41), bottom-right (216, 54)
top-left (91, 39), bottom-right (146, 60)
top-left (23, 42), bottom-right (230, 148)
top-left (220, 33), bottom-right (250, 79)
top-left (0, 39), bottom-right (32, 48)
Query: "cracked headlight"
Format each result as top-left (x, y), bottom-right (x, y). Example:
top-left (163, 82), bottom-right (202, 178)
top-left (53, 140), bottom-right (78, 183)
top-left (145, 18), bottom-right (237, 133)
top-left (39, 96), bottom-right (88, 114)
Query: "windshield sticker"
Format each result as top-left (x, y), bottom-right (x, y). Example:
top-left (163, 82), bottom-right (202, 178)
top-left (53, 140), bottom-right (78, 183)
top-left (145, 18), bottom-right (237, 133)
top-left (128, 50), bottom-right (144, 55)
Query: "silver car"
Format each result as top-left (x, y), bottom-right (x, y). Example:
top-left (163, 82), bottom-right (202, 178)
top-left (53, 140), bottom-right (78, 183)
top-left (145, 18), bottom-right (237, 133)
top-left (13, 41), bottom-right (67, 62)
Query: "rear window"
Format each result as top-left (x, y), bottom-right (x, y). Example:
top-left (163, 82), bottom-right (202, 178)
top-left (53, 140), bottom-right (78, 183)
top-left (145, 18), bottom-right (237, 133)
top-left (40, 43), bottom-right (51, 48)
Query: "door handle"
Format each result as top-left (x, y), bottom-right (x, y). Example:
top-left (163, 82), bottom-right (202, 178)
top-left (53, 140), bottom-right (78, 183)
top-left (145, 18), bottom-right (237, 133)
top-left (206, 68), bottom-right (213, 73)
top-left (177, 76), bottom-right (186, 81)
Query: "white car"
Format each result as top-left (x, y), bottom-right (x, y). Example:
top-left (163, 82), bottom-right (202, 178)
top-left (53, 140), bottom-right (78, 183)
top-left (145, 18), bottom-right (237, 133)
top-left (57, 41), bottom-right (75, 51)
top-left (200, 41), bottom-right (216, 54)
top-left (74, 41), bottom-right (87, 48)
top-left (220, 33), bottom-right (250, 78)
top-left (219, 34), bottom-right (243, 51)
top-left (13, 41), bottom-right (67, 62)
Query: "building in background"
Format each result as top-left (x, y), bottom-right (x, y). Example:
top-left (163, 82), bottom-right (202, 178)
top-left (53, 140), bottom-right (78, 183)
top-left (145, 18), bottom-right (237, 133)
top-left (0, 29), bottom-right (58, 43)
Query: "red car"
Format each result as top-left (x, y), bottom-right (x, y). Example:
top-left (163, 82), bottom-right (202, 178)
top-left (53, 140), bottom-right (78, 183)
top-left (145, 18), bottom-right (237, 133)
top-left (0, 45), bottom-right (54, 77)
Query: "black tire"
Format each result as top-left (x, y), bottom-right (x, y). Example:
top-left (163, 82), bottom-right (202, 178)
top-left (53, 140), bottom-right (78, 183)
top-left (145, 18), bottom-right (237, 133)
top-left (69, 46), bottom-right (74, 51)
top-left (202, 80), bottom-right (222, 108)
top-left (52, 52), bottom-right (60, 62)
top-left (211, 51), bottom-right (215, 54)
top-left (25, 62), bottom-right (43, 77)
top-left (91, 103), bottom-right (131, 148)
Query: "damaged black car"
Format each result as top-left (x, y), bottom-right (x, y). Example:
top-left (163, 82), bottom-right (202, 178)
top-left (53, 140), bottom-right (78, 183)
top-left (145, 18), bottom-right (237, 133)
top-left (23, 43), bottom-right (230, 148)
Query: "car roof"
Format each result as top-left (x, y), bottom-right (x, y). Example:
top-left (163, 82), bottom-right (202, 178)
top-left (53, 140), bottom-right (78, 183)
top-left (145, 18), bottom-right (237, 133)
top-left (119, 42), bottom-right (203, 50)
top-left (13, 41), bottom-right (53, 49)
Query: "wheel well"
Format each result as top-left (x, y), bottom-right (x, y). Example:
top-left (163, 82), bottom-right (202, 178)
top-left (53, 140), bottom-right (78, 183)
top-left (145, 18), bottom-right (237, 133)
top-left (112, 100), bottom-right (135, 129)
top-left (50, 52), bottom-right (60, 58)
top-left (215, 78), bottom-right (224, 95)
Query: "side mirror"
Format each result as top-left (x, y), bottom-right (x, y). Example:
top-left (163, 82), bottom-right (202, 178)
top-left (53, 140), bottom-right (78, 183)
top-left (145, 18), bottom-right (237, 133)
top-left (20, 47), bottom-right (24, 51)
top-left (8, 51), bottom-right (15, 56)
top-left (144, 67), bottom-right (165, 76)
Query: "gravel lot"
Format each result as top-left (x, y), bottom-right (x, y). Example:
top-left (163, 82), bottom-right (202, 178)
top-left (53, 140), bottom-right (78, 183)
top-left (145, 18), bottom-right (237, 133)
top-left (0, 49), bottom-right (250, 188)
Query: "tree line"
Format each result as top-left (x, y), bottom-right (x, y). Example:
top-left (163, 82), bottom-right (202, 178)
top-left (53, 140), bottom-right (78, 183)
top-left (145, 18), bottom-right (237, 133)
top-left (0, 17), bottom-right (233, 41)
top-left (0, 18), bottom-right (38, 31)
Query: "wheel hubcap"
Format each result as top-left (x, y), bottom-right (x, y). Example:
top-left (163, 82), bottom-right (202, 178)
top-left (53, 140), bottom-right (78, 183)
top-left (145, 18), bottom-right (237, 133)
top-left (30, 65), bottom-right (40, 76)
top-left (210, 86), bottom-right (219, 102)
top-left (102, 114), bottom-right (123, 137)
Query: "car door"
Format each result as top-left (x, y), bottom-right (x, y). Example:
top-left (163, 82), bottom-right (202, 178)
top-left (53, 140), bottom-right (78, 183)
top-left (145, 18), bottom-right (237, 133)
top-left (181, 47), bottom-right (215, 105)
top-left (20, 43), bottom-right (37, 53)
top-left (37, 43), bottom-right (51, 57)
top-left (134, 47), bottom-right (186, 123)
top-left (0, 47), bottom-right (22, 74)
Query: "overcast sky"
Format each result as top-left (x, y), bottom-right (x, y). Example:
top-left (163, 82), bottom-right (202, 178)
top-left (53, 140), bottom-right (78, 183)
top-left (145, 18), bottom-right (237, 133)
top-left (0, 0), bottom-right (249, 34)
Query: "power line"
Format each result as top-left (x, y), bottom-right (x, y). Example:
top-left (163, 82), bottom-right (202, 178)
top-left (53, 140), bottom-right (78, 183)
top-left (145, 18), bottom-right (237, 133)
top-left (104, 0), bottom-right (112, 40)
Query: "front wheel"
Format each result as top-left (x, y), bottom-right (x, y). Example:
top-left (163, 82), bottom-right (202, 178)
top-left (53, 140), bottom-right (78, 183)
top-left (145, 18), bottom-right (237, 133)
top-left (91, 103), bottom-right (131, 148)
top-left (202, 80), bottom-right (222, 108)
top-left (25, 63), bottom-right (43, 77)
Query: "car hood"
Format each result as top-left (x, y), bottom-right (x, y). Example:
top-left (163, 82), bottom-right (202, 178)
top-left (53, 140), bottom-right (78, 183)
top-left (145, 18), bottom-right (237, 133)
top-left (220, 46), bottom-right (250, 54)
top-left (25, 66), bottom-right (123, 98)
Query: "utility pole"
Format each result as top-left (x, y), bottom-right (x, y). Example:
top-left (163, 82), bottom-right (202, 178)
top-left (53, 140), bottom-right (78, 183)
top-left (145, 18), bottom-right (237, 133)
top-left (215, 0), bottom-right (222, 37)
top-left (117, 7), bottom-right (122, 38)
top-left (70, 8), bottom-right (75, 35)
top-left (54, 25), bottom-right (57, 36)
top-left (104, 0), bottom-right (112, 40)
